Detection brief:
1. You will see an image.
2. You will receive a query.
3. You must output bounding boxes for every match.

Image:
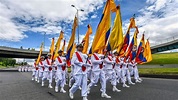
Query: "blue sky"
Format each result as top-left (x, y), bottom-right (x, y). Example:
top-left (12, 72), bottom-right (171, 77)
top-left (0, 0), bottom-right (178, 52)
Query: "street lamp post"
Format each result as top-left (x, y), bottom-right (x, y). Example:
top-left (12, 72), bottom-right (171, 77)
top-left (71, 5), bottom-right (84, 44)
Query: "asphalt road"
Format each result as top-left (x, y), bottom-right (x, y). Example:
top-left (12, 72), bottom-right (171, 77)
top-left (0, 72), bottom-right (178, 100)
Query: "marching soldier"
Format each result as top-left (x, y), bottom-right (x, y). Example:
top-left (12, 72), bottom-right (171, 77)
top-left (104, 51), bottom-right (121, 93)
top-left (38, 56), bottom-right (45, 83)
top-left (42, 53), bottom-right (53, 88)
top-left (54, 50), bottom-right (66, 93)
top-left (32, 59), bottom-right (37, 81)
top-left (69, 44), bottom-right (90, 100)
top-left (131, 60), bottom-right (142, 83)
top-left (113, 51), bottom-right (122, 84)
top-left (87, 51), bottom-right (111, 98)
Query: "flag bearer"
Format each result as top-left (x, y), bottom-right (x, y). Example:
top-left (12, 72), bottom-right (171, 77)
top-left (32, 59), bottom-right (37, 81)
top-left (38, 56), bottom-right (45, 83)
top-left (87, 51), bottom-right (111, 98)
top-left (113, 51), bottom-right (122, 84)
top-left (54, 50), bottom-right (67, 93)
top-left (104, 51), bottom-right (121, 93)
top-left (131, 60), bottom-right (142, 83)
top-left (69, 44), bottom-right (90, 100)
top-left (42, 53), bottom-right (53, 88)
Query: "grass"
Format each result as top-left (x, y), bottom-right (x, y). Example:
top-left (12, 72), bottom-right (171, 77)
top-left (146, 52), bottom-right (178, 65)
top-left (0, 65), bottom-right (7, 69)
top-left (139, 68), bottom-right (178, 75)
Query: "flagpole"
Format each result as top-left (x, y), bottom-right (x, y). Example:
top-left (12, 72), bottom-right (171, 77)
top-left (71, 5), bottom-right (84, 44)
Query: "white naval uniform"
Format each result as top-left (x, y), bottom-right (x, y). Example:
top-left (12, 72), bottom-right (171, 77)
top-left (113, 57), bottom-right (122, 83)
top-left (104, 56), bottom-right (117, 86)
top-left (121, 61), bottom-right (132, 84)
top-left (132, 62), bottom-right (140, 80)
top-left (38, 61), bottom-right (44, 82)
top-left (88, 53), bottom-right (107, 93)
top-left (69, 51), bottom-right (89, 97)
top-left (86, 60), bottom-right (92, 81)
top-left (42, 58), bottom-right (53, 84)
top-left (54, 56), bottom-right (66, 88)
top-left (32, 63), bottom-right (37, 79)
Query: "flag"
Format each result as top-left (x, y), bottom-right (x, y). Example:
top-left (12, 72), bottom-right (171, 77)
top-left (61, 39), bottom-right (66, 55)
top-left (107, 5), bottom-right (123, 51)
top-left (89, 0), bottom-right (116, 54)
top-left (145, 39), bottom-right (152, 63)
top-left (135, 34), bottom-right (147, 64)
top-left (36, 42), bottom-right (43, 65)
top-left (118, 31), bottom-right (130, 56)
top-left (126, 26), bottom-right (139, 60)
top-left (66, 16), bottom-right (78, 66)
top-left (49, 37), bottom-right (55, 60)
top-left (118, 17), bottom-right (136, 56)
top-left (54, 31), bottom-right (64, 59)
top-left (71, 43), bottom-right (76, 59)
top-left (82, 24), bottom-right (92, 54)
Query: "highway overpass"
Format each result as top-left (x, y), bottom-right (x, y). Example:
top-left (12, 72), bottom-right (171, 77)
top-left (0, 37), bottom-right (178, 58)
top-left (151, 38), bottom-right (178, 54)
top-left (0, 46), bottom-right (48, 59)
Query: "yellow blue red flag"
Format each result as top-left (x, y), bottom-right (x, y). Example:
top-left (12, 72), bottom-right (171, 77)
top-left (107, 5), bottom-right (123, 51)
top-left (82, 24), bottom-right (92, 54)
top-left (89, 0), bottom-right (116, 54)
top-left (135, 34), bottom-right (147, 63)
top-left (66, 16), bottom-right (78, 66)
top-left (126, 26), bottom-right (139, 60)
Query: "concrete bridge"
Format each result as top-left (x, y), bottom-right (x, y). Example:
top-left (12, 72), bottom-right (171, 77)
top-left (0, 46), bottom-right (48, 59)
top-left (0, 36), bottom-right (178, 58)
top-left (151, 36), bottom-right (178, 54)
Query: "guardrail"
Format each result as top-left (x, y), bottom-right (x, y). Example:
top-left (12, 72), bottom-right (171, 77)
top-left (152, 34), bottom-right (178, 46)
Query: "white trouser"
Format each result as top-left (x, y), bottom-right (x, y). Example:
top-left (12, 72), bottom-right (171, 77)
top-left (105, 69), bottom-right (117, 86)
top-left (121, 68), bottom-right (132, 83)
top-left (115, 68), bottom-right (121, 81)
top-left (38, 70), bottom-right (44, 80)
top-left (56, 71), bottom-right (65, 88)
top-left (48, 71), bottom-right (53, 83)
top-left (35, 70), bottom-right (39, 79)
top-left (42, 71), bottom-right (48, 81)
top-left (32, 69), bottom-right (36, 77)
top-left (133, 67), bottom-right (140, 80)
top-left (88, 70), bottom-right (106, 93)
top-left (70, 74), bottom-right (88, 97)
top-left (87, 70), bottom-right (92, 80)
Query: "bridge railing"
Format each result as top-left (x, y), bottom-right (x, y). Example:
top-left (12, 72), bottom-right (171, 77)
top-left (152, 34), bottom-right (178, 46)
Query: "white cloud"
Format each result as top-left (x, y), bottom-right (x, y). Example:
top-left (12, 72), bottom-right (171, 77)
top-left (91, 14), bottom-right (97, 19)
top-left (0, 3), bottom-right (27, 41)
top-left (0, 0), bottom-right (105, 41)
top-left (123, 0), bottom-right (178, 46)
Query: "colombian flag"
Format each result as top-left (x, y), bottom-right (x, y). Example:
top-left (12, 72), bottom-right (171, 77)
top-left (135, 34), bottom-right (147, 64)
top-left (82, 24), bottom-right (92, 54)
top-left (107, 5), bottom-right (123, 51)
top-left (50, 38), bottom-right (55, 60)
top-left (61, 39), bottom-right (65, 56)
top-left (118, 17), bottom-right (136, 56)
top-left (36, 42), bottom-right (43, 65)
top-left (89, 0), bottom-right (116, 54)
top-left (126, 26), bottom-right (139, 60)
top-left (144, 39), bottom-right (152, 63)
top-left (66, 16), bottom-right (78, 66)
top-left (54, 31), bottom-right (64, 59)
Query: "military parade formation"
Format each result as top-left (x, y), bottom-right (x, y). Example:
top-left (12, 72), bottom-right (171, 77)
top-left (30, 44), bottom-right (142, 100)
top-left (25, 0), bottom-right (152, 100)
